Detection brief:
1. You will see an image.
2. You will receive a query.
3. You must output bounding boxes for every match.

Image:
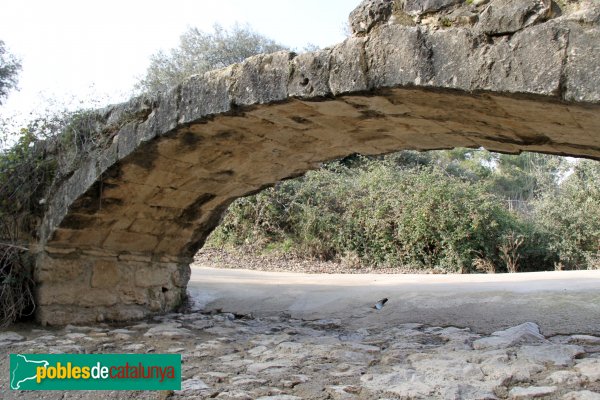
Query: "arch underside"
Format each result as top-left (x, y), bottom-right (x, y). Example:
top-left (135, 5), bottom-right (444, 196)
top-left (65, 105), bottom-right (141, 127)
top-left (36, 87), bottom-right (600, 324)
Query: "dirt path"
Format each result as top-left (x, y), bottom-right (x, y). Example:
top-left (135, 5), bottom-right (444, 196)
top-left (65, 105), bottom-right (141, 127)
top-left (188, 267), bottom-right (600, 336)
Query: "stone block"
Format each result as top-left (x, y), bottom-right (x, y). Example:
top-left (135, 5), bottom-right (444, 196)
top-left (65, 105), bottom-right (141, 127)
top-left (134, 264), bottom-right (171, 288)
top-left (171, 264), bottom-right (191, 287)
top-left (564, 26), bottom-right (600, 102)
top-left (229, 51), bottom-right (292, 105)
top-left (91, 259), bottom-right (119, 288)
top-left (35, 254), bottom-right (87, 284)
top-left (120, 287), bottom-right (150, 305)
top-left (36, 283), bottom-right (80, 306)
top-left (102, 230), bottom-right (159, 253)
top-left (141, 85), bottom-right (178, 141)
top-left (179, 68), bottom-right (232, 124)
top-left (78, 289), bottom-right (119, 307)
top-left (349, 0), bottom-right (394, 35)
top-left (365, 26), bottom-right (432, 89)
top-left (477, 0), bottom-right (550, 35)
top-left (427, 28), bottom-right (477, 90)
top-left (289, 49), bottom-right (332, 98)
top-left (476, 22), bottom-right (567, 96)
top-left (329, 37), bottom-right (368, 95)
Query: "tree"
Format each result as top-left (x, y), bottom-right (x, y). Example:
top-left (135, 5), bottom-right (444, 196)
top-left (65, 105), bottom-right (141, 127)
top-left (533, 159), bottom-right (600, 269)
top-left (0, 40), bottom-right (22, 105)
top-left (137, 24), bottom-right (288, 93)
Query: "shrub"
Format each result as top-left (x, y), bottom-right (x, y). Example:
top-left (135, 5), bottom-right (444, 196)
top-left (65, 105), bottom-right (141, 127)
top-left (209, 158), bottom-right (527, 272)
top-left (533, 160), bottom-right (600, 270)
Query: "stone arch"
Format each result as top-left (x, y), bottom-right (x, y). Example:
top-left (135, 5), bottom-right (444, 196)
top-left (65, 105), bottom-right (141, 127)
top-left (35, 0), bottom-right (600, 324)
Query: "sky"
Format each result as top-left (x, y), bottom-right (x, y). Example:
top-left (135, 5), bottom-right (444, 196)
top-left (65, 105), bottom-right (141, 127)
top-left (0, 0), bottom-right (357, 123)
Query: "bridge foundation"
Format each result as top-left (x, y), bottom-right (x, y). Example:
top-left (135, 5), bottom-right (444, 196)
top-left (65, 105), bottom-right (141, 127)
top-left (34, 250), bottom-right (191, 325)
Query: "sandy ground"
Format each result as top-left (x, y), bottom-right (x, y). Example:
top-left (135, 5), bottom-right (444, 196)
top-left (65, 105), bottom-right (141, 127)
top-left (188, 268), bottom-right (600, 336)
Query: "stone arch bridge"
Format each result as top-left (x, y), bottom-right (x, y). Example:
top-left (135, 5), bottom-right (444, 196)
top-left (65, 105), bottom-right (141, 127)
top-left (35, 0), bottom-right (600, 324)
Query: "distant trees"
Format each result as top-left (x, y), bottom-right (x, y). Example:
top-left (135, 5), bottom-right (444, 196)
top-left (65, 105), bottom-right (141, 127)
top-left (137, 24), bottom-right (288, 93)
top-left (0, 40), bottom-right (21, 105)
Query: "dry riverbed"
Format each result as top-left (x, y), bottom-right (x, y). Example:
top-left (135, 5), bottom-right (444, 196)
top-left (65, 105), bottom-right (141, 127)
top-left (1, 265), bottom-right (599, 399)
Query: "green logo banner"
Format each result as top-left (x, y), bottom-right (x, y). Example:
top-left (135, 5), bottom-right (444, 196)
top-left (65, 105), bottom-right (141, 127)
top-left (10, 354), bottom-right (181, 390)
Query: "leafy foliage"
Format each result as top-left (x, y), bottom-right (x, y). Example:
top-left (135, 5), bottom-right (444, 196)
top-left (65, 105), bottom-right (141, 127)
top-left (533, 160), bottom-right (600, 270)
top-left (209, 151), bottom-right (600, 273)
top-left (0, 107), bottom-right (111, 326)
top-left (137, 24), bottom-right (288, 93)
top-left (0, 40), bottom-right (21, 105)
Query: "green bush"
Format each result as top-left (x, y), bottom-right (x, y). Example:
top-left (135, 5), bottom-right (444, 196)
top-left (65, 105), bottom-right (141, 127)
top-left (0, 108), bottom-right (110, 326)
top-left (209, 158), bottom-right (534, 272)
top-left (533, 160), bottom-right (600, 270)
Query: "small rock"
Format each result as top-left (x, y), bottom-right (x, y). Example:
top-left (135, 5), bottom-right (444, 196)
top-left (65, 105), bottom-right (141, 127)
top-left (255, 396), bottom-right (302, 400)
top-left (223, 313), bottom-right (236, 321)
top-left (509, 385), bottom-right (558, 399)
top-left (113, 333), bottom-right (132, 340)
top-left (0, 331), bottom-right (24, 343)
top-left (65, 332), bottom-right (87, 340)
top-left (546, 370), bottom-right (583, 385)
top-left (144, 323), bottom-right (193, 339)
top-left (575, 359), bottom-right (600, 382)
top-left (167, 347), bottom-right (186, 353)
top-left (248, 345), bottom-right (268, 356)
top-left (563, 391), bottom-right (600, 400)
top-left (307, 319), bottom-right (342, 330)
top-left (518, 344), bottom-right (585, 366)
top-left (473, 322), bottom-right (547, 350)
top-left (216, 390), bottom-right (253, 399)
top-left (247, 360), bottom-right (292, 374)
top-left (122, 343), bottom-right (145, 351)
top-left (189, 320), bottom-right (215, 330)
top-left (570, 335), bottom-right (600, 345)
top-left (178, 378), bottom-right (210, 392)
top-left (109, 328), bottom-right (136, 335)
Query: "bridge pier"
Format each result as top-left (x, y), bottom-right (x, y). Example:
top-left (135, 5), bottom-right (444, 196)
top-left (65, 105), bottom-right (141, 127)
top-left (34, 250), bottom-right (191, 325)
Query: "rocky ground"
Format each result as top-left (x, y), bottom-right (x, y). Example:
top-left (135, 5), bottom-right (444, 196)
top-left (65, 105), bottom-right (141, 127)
top-left (2, 310), bottom-right (600, 400)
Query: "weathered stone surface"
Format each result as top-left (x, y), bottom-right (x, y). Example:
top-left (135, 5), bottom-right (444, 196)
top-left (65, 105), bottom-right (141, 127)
top-left (547, 370), bottom-right (583, 385)
top-left (564, 25), bottom-right (600, 102)
top-left (575, 359), bottom-right (600, 382)
top-left (6, 317), bottom-right (600, 399)
top-left (0, 332), bottom-right (24, 343)
top-left (477, 22), bottom-right (568, 95)
top-left (518, 344), bottom-right (585, 366)
top-left (509, 385), bottom-right (558, 399)
top-left (32, 0), bottom-right (600, 325)
top-left (473, 322), bottom-right (547, 349)
top-left (349, 0), bottom-right (394, 35)
top-left (289, 49), bottom-right (332, 98)
top-left (229, 51), bottom-right (292, 105)
top-left (365, 25), bottom-right (432, 89)
top-left (91, 259), bottom-right (119, 288)
top-left (477, 0), bottom-right (551, 35)
top-left (179, 68), bottom-right (232, 124)
top-left (563, 391), bottom-right (600, 400)
top-left (405, 0), bottom-right (461, 16)
top-left (329, 37), bottom-right (368, 95)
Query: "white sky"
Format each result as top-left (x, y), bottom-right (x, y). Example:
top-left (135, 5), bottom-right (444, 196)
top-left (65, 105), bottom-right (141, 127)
top-left (0, 0), bottom-right (357, 122)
